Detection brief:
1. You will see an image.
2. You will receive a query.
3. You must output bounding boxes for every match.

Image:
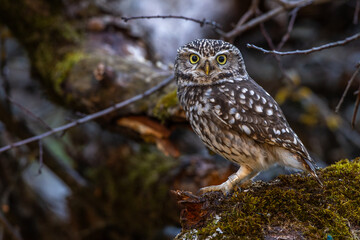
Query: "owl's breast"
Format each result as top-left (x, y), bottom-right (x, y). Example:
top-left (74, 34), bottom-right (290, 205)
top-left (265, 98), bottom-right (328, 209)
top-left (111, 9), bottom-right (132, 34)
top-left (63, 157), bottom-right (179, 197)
top-left (177, 84), bottom-right (276, 169)
top-left (188, 107), bottom-right (271, 168)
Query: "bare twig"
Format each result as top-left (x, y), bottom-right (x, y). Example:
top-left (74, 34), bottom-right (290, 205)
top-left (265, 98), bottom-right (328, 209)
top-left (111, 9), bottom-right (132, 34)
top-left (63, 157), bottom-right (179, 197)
top-left (247, 32), bottom-right (360, 55)
top-left (258, 12), bottom-right (277, 51)
top-left (38, 140), bottom-right (43, 174)
top-left (224, 0), bottom-right (313, 39)
top-left (354, 0), bottom-right (360, 25)
top-left (246, 33), bottom-right (360, 56)
top-left (1, 29), bottom-right (52, 133)
top-left (0, 211), bottom-right (23, 240)
top-left (258, 18), bottom-right (292, 84)
top-left (233, 0), bottom-right (260, 29)
top-left (318, 92), bottom-right (360, 147)
top-left (0, 75), bottom-right (174, 154)
top-left (255, 8), bottom-right (293, 84)
top-left (122, 15), bottom-right (223, 33)
top-left (335, 64), bottom-right (360, 113)
top-left (6, 96), bottom-right (52, 131)
top-left (277, 5), bottom-right (301, 50)
top-left (225, 5), bottom-right (284, 39)
top-left (352, 88), bottom-right (360, 128)
top-left (0, 100), bottom-right (88, 188)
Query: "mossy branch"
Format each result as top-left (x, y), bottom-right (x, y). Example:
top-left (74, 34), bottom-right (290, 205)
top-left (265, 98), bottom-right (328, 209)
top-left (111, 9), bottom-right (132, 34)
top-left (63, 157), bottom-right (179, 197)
top-left (174, 159), bottom-right (360, 240)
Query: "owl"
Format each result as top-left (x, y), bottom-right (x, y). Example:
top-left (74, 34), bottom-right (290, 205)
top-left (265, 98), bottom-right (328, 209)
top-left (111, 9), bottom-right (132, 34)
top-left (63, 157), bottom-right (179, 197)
top-left (174, 39), bottom-right (322, 194)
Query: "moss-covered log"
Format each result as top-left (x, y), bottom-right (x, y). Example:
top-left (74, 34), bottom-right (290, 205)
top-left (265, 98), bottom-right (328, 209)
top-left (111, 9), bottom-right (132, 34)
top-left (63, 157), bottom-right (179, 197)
top-left (0, 0), bottom-right (79, 94)
top-left (0, 0), bottom-right (181, 123)
top-left (174, 159), bottom-right (360, 239)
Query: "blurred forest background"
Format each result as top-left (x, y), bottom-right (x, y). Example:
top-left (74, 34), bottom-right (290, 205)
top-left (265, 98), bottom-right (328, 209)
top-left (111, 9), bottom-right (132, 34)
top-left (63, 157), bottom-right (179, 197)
top-left (0, 0), bottom-right (359, 239)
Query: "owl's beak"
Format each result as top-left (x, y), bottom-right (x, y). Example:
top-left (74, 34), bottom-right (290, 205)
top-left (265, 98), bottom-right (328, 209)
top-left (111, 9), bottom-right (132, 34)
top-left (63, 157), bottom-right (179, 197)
top-left (205, 61), bottom-right (210, 75)
top-left (199, 60), bottom-right (211, 76)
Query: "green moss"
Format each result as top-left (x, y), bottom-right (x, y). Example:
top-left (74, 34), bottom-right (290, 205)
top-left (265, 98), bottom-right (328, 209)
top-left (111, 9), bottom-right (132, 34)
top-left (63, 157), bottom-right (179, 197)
top-left (177, 158), bottom-right (360, 239)
top-left (0, 0), bottom-right (82, 104)
top-left (34, 41), bottom-right (55, 80)
top-left (153, 89), bottom-right (179, 122)
top-left (58, 21), bottom-right (81, 42)
top-left (84, 145), bottom-right (178, 239)
top-left (53, 51), bottom-right (85, 95)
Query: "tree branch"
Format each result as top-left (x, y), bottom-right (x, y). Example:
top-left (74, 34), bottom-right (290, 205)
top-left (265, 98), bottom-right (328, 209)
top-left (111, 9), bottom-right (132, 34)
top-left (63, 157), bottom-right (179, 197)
top-left (223, 0), bottom-right (313, 39)
top-left (0, 75), bottom-right (174, 154)
top-left (335, 63), bottom-right (360, 113)
top-left (0, 99), bottom-right (88, 188)
top-left (276, 4), bottom-right (303, 50)
top-left (233, 0), bottom-right (259, 31)
top-left (6, 96), bottom-right (53, 131)
top-left (247, 32), bottom-right (360, 55)
top-left (121, 15), bottom-right (223, 33)
top-left (354, 0), bottom-right (360, 25)
top-left (352, 88), bottom-right (360, 128)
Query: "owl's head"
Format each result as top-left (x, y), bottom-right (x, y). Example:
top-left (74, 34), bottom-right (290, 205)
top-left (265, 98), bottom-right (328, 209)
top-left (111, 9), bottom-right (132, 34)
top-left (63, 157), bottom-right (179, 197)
top-left (175, 39), bottom-right (247, 87)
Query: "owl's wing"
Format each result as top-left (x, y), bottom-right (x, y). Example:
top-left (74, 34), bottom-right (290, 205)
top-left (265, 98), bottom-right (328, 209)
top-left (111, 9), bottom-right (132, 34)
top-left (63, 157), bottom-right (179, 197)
top-left (207, 79), bottom-right (316, 168)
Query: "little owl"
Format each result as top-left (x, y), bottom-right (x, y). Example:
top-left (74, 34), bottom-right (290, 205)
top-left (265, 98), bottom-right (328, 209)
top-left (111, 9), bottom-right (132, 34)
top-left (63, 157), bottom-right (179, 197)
top-left (174, 39), bottom-right (322, 194)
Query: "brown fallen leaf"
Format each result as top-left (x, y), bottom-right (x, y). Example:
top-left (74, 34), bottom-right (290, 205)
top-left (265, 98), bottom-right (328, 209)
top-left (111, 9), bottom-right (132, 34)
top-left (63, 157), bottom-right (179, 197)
top-left (117, 116), bottom-right (179, 157)
top-left (118, 116), bottom-right (171, 138)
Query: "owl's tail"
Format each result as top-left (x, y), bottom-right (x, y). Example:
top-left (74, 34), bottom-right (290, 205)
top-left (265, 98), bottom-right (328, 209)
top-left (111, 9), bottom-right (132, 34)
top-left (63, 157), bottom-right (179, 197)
top-left (303, 157), bottom-right (323, 187)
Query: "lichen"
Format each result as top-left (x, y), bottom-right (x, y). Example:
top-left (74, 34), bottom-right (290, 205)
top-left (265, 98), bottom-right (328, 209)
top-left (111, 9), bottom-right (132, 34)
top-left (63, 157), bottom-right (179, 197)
top-left (176, 158), bottom-right (360, 239)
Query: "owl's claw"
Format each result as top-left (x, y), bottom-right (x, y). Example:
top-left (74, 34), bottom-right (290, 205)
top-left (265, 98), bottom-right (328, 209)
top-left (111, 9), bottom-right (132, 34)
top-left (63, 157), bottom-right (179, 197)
top-left (199, 181), bottom-right (234, 195)
top-left (198, 166), bottom-right (255, 196)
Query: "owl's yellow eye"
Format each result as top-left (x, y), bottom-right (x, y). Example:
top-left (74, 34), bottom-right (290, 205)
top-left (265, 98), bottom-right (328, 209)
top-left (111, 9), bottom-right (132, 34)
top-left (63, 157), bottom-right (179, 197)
top-left (216, 54), bottom-right (227, 65)
top-left (189, 54), bottom-right (200, 64)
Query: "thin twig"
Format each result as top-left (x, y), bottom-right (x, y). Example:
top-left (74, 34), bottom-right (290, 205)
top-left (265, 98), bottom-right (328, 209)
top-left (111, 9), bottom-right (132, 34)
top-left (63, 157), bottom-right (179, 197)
top-left (0, 75), bottom-right (174, 154)
top-left (6, 96), bottom-right (53, 131)
top-left (0, 211), bottom-right (23, 240)
top-left (38, 140), bottom-right (43, 174)
top-left (352, 88), bottom-right (360, 128)
top-left (277, 5), bottom-right (300, 50)
top-left (122, 15), bottom-right (223, 33)
top-left (1, 28), bottom-right (54, 139)
top-left (234, 0), bottom-right (260, 29)
top-left (354, 0), bottom-right (360, 25)
top-left (0, 97), bottom-right (87, 188)
top-left (335, 64), bottom-right (360, 113)
top-left (256, 9), bottom-right (293, 84)
top-left (247, 32), bottom-right (360, 55)
top-left (258, 12), bottom-right (276, 51)
top-left (300, 86), bottom-right (360, 148)
top-left (224, 0), bottom-right (313, 39)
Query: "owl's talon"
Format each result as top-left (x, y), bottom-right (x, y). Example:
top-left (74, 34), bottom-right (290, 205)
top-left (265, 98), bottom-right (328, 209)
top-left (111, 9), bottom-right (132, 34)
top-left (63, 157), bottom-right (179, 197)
top-left (199, 182), bottom-right (233, 195)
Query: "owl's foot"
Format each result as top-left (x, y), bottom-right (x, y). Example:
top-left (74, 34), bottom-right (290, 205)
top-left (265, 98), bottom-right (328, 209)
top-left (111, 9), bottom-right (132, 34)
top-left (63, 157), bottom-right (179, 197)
top-left (199, 181), bottom-right (234, 195)
top-left (199, 166), bottom-right (255, 195)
